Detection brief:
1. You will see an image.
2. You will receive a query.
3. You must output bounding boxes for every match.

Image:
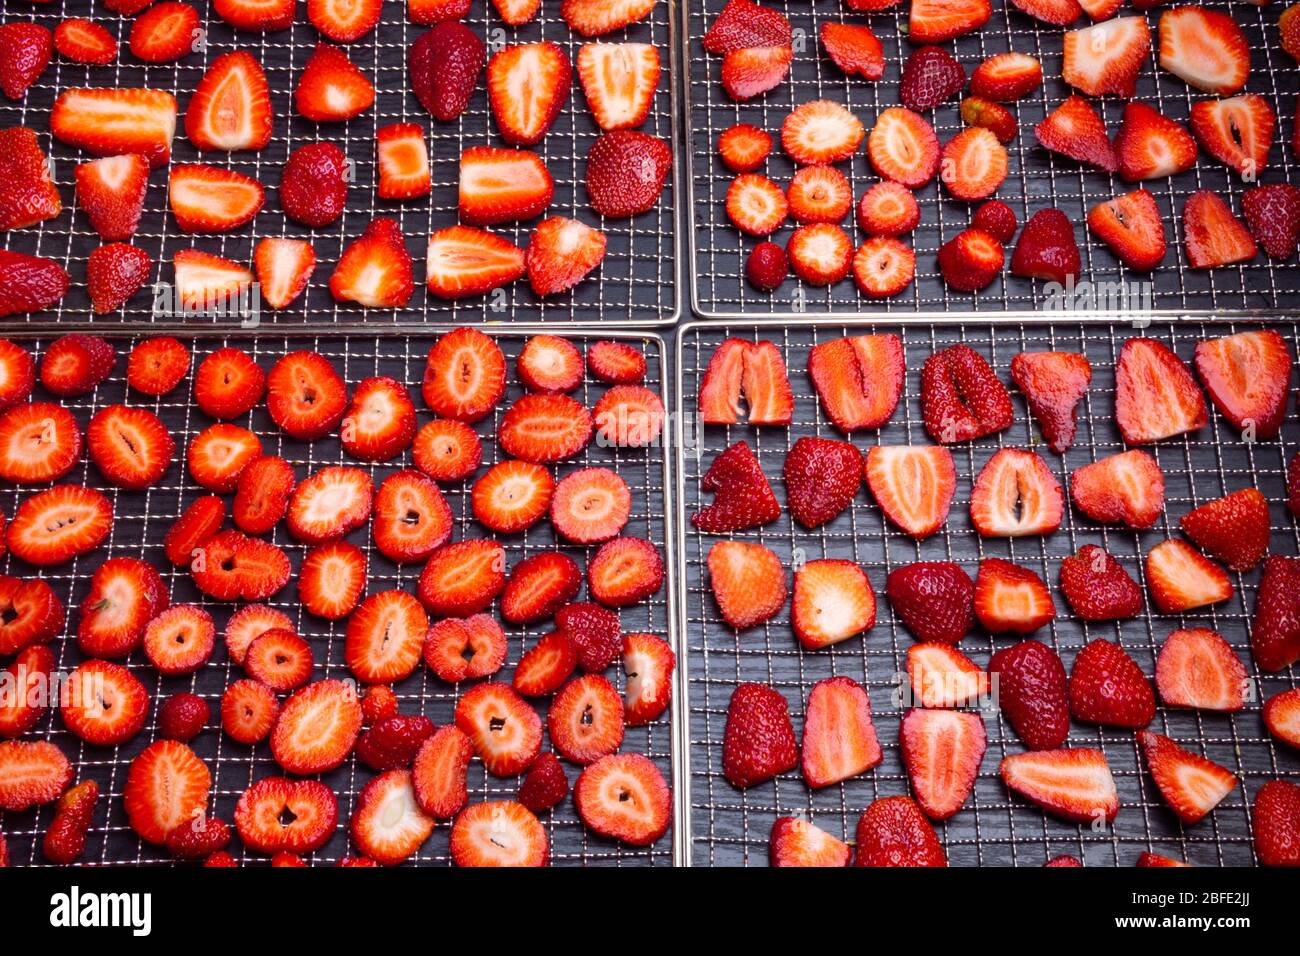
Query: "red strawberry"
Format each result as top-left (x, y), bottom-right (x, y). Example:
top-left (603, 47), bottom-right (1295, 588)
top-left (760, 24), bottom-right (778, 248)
top-left (0, 23), bottom-right (51, 100)
top-left (593, 384), bottom-right (665, 448)
top-left (497, 393), bottom-right (592, 462)
top-left (863, 108), bottom-right (940, 185)
top-left (1011, 0), bottom-right (1080, 25)
top-left (77, 556), bottom-right (166, 658)
top-left (417, 539), bottom-right (506, 617)
top-left (1138, 730), bottom-right (1238, 824)
top-left (190, 529), bottom-right (290, 602)
top-left (909, 0), bottom-right (988, 42)
top-left (162, 495), bottom-right (223, 567)
top-left (502, 552), bottom-right (582, 624)
top-left (0, 740), bottom-right (72, 812)
top-left (43, 780), bottom-right (99, 865)
top-left (886, 562), bottom-right (974, 644)
top-left (373, 470), bottom-right (450, 563)
top-left (587, 340), bottom-right (646, 385)
top-left (770, 817), bottom-right (851, 867)
top-left (621, 633), bottom-right (674, 726)
top-left (974, 558), bottom-right (1054, 634)
top-left (1184, 189), bottom-right (1258, 268)
top-left (376, 122), bottom-right (430, 200)
top-left (0, 645), bottom-right (56, 738)
top-left (939, 127), bottom-right (1007, 201)
top-left (575, 752), bottom-right (671, 846)
top-left (722, 682), bottom-right (797, 788)
top-left (587, 536), bottom-right (662, 608)
top-left (488, 42), bottom-right (570, 145)
top-left (267, 350), bottom-right (347, 440)
top-left (1145, 538), bottom-right (1232, 613)
top-left (1253, 780), bottom-right (1300, 866)
top-left (278, 142), bottom-right (347, 228)
top-left (1115, 337), bottom-right (1207, 444)
top-left (586, 129), bottom-right (671, 219)
top-left (525, 216), bottom-right (606, 296)
top-left (458, 146), bottom-right (552, 226)
top-left (193, 347), bottom-right (264, 420)
top-left (87, 242), bottom-right (152, 315)
top-left (409, 22), bottom-right (484, 122)
top-left (7, 485), bottom-right (113, 566)
top-left (184, 50), bottom-right (271, 151)
top-left (782, 100), bottom-right (863, 166)
top-left (0, 127), bottom-right (60, 231)
top-left (213, 0), bottom-right (296, 30)
top-left (901, 709), bottom-right (985, 820)
top-left (969, 448), bottom-right (1063, 537)
top-left (411, 725), bottom-right (472, 819)
top-left (270, 680), bottom-right (362, 776)
top-left (123, 740), bottom-right (210, 845)
top-left (245, 627), bottom-right (313, 691)
top-left (857, 181), bottom-right (921, 237)
top-left (87, 404), bottom-right (174, 490)
top-left (920, 343), bottom-right (1012, 443)
top-left (0, 576), bottom-right (63, 656)
top-left (1158, 5), bottom-right (1249, 95)
top-left (513, 632), bottom-right (579, 697)
top-left (791, 560), bottom-right (875, 650)
top-left (1011, 208), bottom-right (1080, 284)
top-left (127, 337), bottom-right (189, 396)
top-left (129, 3), bottom-right (199, 63)
top-left (252, 237), bottom-right (315, 310)
top-left (1179, 488), bottom-right (1269, 572)
top-left (1035, 95), bottom-right (1117, 173)
top-left (717, 123), bottom-right (772, 173)
top-left (959, 96), bottom-right (1018, 144)
top-left (1070, 450), bottom-right (1165, 530)
top-left (820, 21), bottom-right (883, 81)
top-left (330, 217), bottom-right (413, 308)
top-left (1155, 627), bottom-right (1247, 712)
top-left (854, 796), bottom-right (946, 867)
top-left (988, 639), bottom-right (1070, 750)
top-left (451, 800), bottom-right (549, 866)
top-left (1190, 95), bottom-right (1274, 178)
top-left (1009, 350), bottom-right (1091, 453)
top-left (851, 237), bottom-right (915, 298)
top-left (295, 42), bottom-right (373, 121)
top-left (345, 590), bottom-right (426, 685)
top-left (61, 660), bottom-right (149, 745)
top-left (702, 0), bottom-right (791, 54)
top-left (187, 423), bottom-right (260, 493)
top-left (1114, 102), bottom-right (1196, 181)
top-left (421, 327), bottom-right (506, 422)
top-left (172, 249), bottom-right (254, 313)
top-left (576, 42), bottom-right (659, 131)
top-left (234, 777), bottom-right (337, 854)
top-left (1062, 17), bottom-right (1150, 98)
top-left (707, 541), bottom-right (786, 630)
top-left (1251, 556), bottom-right (1300, 672)
top-left (423, 614), bottom-right (506, 683)
top-left (51, 87), bottom-right (177, 168)
top-left (355, 715), bottom-right (434, 772)
top-left (0, 251), bottom-right (70, 319)
top-left (1068, 638), bottom-right (1155, 728)
top-left (783, 437), bottom-right (862, 529)
top-left (54, 19), bottom-right (117, 66)
top-left (801, 676), bottom-right (881, 788)
top-left (548, 675), bottom-right (624, 764)
top-left (556, 602), bottom-right (622, 673)
top-left (1059, 544), bottom-right (1142, 620)
top-left (409, 0), bottom-right (470, 22)
top-left (970, 52), bottom-right (1042, 102)
top-left (0, 402), bottom-right (82, 484)
top-left (518, 753), bottom-right (569, 813)
top-left (339, 377), bottom-right (415, 462)
top-left (900, 46), bottom-right (966, 112)
top-left (425, 225), bottom-right (525, 300)
top-left (165, 814), bottom-right (231, 860)
top-left (937, 228), bottom-right (1004, 291)
top-left (143, 604), bottom-right (216, 675)
top-left (808, 334), bottom-right (905, 432)
top-left (455, 682), bottom-right (542, 777)
top-left (158, 693), bottom-right (209, 743)
top-left (351, 770), bottom-right (435, 866)
top-left (1001, 748), bottom-right (1118, 823)
top-left (562, 0), bottom-right (654, 35)
top-left (0, 340), bottom-right (34, 411)
top-left (471, 460), bottom-right (554, 534)
top-left (220, 679), bottom-right (278, 744)
top-left (720, 45), bottom-right (793, 101)
top-left (907, 642), bottom-right (988, 708)
top-left (1086, 189), bottom-right (1167, 272)
top-left (725, 172), bottom-right (787, 235)
top-left (1263, 688), bottom-right (1300, 750)
top-left (1195, 329), bottom-right (1290, 443)
top-left (550, 467), bottom-right (630, 544)
top-left (692, 440), bottom-right (780, 532)
top-left (1242, 184), bottom-right (1300, 260)
top-left (296, 542), bottom-right (365, 621)
top-left (309, 0), bottom-right (381, 41)
top-left (413, 418), bottom-right (482, 482)
top-left (863, 446), bottom-right (955, 539)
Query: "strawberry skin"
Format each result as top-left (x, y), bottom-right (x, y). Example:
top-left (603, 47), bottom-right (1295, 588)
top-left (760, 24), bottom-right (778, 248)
top-left (783, 436), bottom-right (862, 528)
top-left (988, 639), bottom-right (1070, 750)
top-left (854, 796), bottom-right (946, 867)
top-left (1253, 780), bottom-right (1300, 866)
top-left (885, 562), bottom-right (974, 644)
top-left (1252, 556), bottom-right (1300, 672)
top-left (1001, 748), bottom-right (1119, 823)
top-left (722, 682), bottom-right (798, 788)
top-left (770, 817), bottom-right (851, 867)
top-left (1067, 639), bottom-right (1155, 728)
top-left (921, 343), bottom-right (1013, 444)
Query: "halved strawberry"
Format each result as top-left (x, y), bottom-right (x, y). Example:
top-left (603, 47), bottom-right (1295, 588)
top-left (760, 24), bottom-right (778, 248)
top-left (417, 539), bottom-right (506, 617)
top-left (1242, 183), bottom-right (1300, 260)
top-left (245, 628), bottom-right (313, 691)
top-left (330, 217), bottom-right (414, 308)
top-left (490, 0), bottom-right (539, 25)
top-left (408, 0), bottom-right (470, 22)
top-left (1114, 102), bottom-right (1196, 181)
top-left (720, 45), bottom-right (794, 100)
top-left (1155, 627), bottom-right (1247, 712)
top-left (909, 0), bottom-right (990, 42)
top-left (1158, 6), bottom-right (1248, 95)
top-left (577, 42), bottom-right (659, 130)
top-left (413, 418), bottom-right (481, 482)
top-left (702, 0), bottom-right (791, 54)
top-left (129, 2), bottom-right (199, 63)
top-left (350, 770), bottom-right (434, 865)
top-left (1189, 95), bottom-right (1274, 177)
top-left (455, 682), bottom-right (542, 776)
top-left (501, 552), bottom-right (582, 625)
top-left (1062, 17), bottom-right (1150, 98)
top-left (1114, 337), bottom-right (1208, 443)
top-left (0, 576), bottom-right (63, 655)
top-left (185, 50), bottom-right (271, 151)
top-left (163, 495), bottom-right (224, 567)
top-left (7, 485), bottom-right (112, 566)
top-left (562, 0), bottom-right (654, 35)
top-left (60, 659), bottom-right (149, 746)
top-left (588, 536), bottom-right (663, 608)
top-left (1263, 688), bottom-right (1300, 750)
top-left (77, 556), bottom-right (167, 658)
top-left (1180, 488), bottom-right (1270, 572)
top-left (0, 402), bottom-right (82, 484)
top-left (821, 21), bottom-right (884, 80)
top-left (907, 642), bottom-right (988, 708)
top-left (1254, 556), bottom-right (1300, 673)
top-left (423, 614), bottom-right (507, 682)
top-left (143, 604), bottom-right (215, 675)
top-left (887, 562), bottom-right (975, 644)
top-left (1070, 449), bottom-right (1165, 529)
top-left (513, 632), bottom-right (579, 697)
top-left (1011, 0), bottom-right (1081, 26)
top-left (0, 645), bottom-right (55, 738)
top-left (970, 52), bottom-right (1042, 101)
top-left (0, 127), bottom-right (60, 231)
top-left (295, 42), bottom-right (374, 121)
top-left (586, 129), bottom-right (671, 218)
top-left (0, 340), bottom-right (34, 411)
top-left (87, 243), bottom-right (152, 315)
top-left (1184, 189), bottom-right (1258, 269)
top-left (87, 404), bottom-right (174, 490)
top-left (770, 817), bottom-right (851, 868)
top-left (969, 448), bottom-right (1062, 537)
top-left (234, 777), bottom-right (337, 854)
top-left (525, 216), bottom-right (606, 296)
top-left (1009, 350), bottom-right (1091, 453)
top-left (785, 436), bottom-right (860, 531)
top-left (802, 676), bottom-right (882, 788)
top-left (809, 334), bottom-right (905, 433)
top-left (550, 467), bottom-right (630, 544)
top-left (574, 752), bottom-right (670, 845)
top-left (921, 343), bottom-right (1013, 443)
top-left (271, 680), bottom-right (362, 775)
top-left (123, 740), bottom-right (210, 844)
top-left (458, 146), bottom-right (552, 226)
top-left (426, 225), bottom-right (525, 300)
top-left (854, 796), bottom-right (946, 867)
top-left (1010, 208), bottom-right (1080, 283)
top-left (253, 238), bottom-right (314, 310)
top-left (54, 19), bottom-right (117, 66)
top-left (194, 347), bottom-right (264, 419)
top-left (1036, 95), bottom-right (1117, 172)
top-left (782, 99), bottom-right (864, 166)
top-left (1138, 730), bottom-right (1238, 823)
top-left (267, 350), bottom-right (347, 440)
top-left (973, 558), bottom-right (1054, 634)
top-left (725, 172), bottom-right (788, 236)
top-left (0, 250), bottom-right (70, 319)
top-left (488, 42), bottom-right (570, 145)
top-left (375, 122), bottom-right (430, 199)
top-left (1146, 538), bottom-right (1233, 613)
top-left (548, 675), bottom-right (624, 764)
top-left (411, 725), bottom-right (472, 819)
top-left (309, 0), bottom-right (381, 41)
top-left (0, 739), bottom-right (72, 812)
top-left (621, 633), bottom-right (673, 726)
top-left (518, 335), bottom-right (583, 393)
top-left (51, 87), bottom-right (177, 168)
top-left (190, 529), bottom-right (291, 601)
top-left (297, 541), bottom-right (366, 620)
top-left (451, 800), bottom-right (549, 866)
top-left (287, 466), bottom-right (373, 544)
top-left (40, 334), bottom-right (113, 398)
top-left (221, 679), bottom-right (279, 744)
top-left (791, 560), bottom-right (875, 650)
top-left (1087, 189), bottom-right (1167, 272)
top-left (173, 249), bottom-right (254, 312)
top-left (1194, 330), bottom-right (1290, 440)
top-left (901, 708), bottom-right (985, 820)
top-left (1001, 748), bottom-right (1118, 823)
top-left (187, 423), bottom-right (260, 493)
top-left (707, 540), bottom-right (786, 630)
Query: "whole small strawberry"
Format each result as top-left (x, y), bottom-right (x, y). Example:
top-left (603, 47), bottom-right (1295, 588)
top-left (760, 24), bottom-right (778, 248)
top-left (1068, 639), bottom-right (1155, 728)
top-left (783, 436), bottom-right (862, 528)
top-left (1252, 555), bottom-right (1300, 672)
top-left (87, 243), bottom-right (152, 315)
top-left (1241, 183), bottom-right (1300, 260)
top-left (585, 130), bottom-right (672, 219)
top-left (1059, 544), bottom-right (1142, 621)
top-left (1011, 208), bottom-right (1080, 284)
top-left (556, 601), bottom-right (621, 673)
top-left (355, 714), bottom-right (435, 771)
top-left (885, 562), bottom-right (974, 644)
top-left (971, 200), bottom-right (1018, 243)
top-left (746, 241), bottom-right (788, 291)
top-left (166, 815), bottom-right (231, 860)
top-left (518, 752), bottom-right (568, 812)
top-left (279, 142), bottom-right (348, 228)
top-left (158, 692), bottom-right (210, 742)
top-left (1253, 779), bottom-right (1300, 866)
top-left (0, 23), bottom-right (52, 101)
top-left (722, 682), bottom-right (798, 788)
top-left (988, 639), bottom-right (1069, 750)
top-left (410, 21), bottom-right (484, 122)
top-left (900, 46), bottom-right (965, 111)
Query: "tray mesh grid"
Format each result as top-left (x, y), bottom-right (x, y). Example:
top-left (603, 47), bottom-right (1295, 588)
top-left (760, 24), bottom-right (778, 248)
top-left (0, 0), bottom-right (681, 326)
top-left (683, 0), bottom-right (1300, 319)
top-left (0, 327), bottom-right (677, 867)
top-left (676, 319), bottom-right (1300, 867)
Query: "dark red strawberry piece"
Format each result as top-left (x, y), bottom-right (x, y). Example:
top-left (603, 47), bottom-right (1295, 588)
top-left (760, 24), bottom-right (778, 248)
top-left (722, 682), bottom-right (798, 788)
top-left (1068, 639), bottom-right (1155, 728)
top-left (410, 23), bottom-right (484, 122)
top-left (920, 343), bottom-right (1012, 443)
top-left (885, 562), bottom-right (974, 644)
top-left (900, 46), bottom-right (966, 111)
top-left (782, 436), bottom-right (862, 529)
top-left (1059, 544), bottom-right (1142, 620)
top-left (692, 440), bottom-right (780, 533)
top-left (585, 130), bottom-right (671, 219)
top-left (988, 639), bottom-right (1069, 750)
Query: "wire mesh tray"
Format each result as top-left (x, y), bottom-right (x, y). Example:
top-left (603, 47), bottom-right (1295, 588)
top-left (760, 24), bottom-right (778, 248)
top-left (0, 326), bottom-right (679, 867)
top-left (0, 0), bottom-right (682, 327)
top-left (682, 0), bottom-right (1300, 320)
top-left (673, 318), bottom-right (1300, 867)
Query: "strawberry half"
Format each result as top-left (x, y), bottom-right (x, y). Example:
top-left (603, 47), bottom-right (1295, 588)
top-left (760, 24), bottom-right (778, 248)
top-left (77, 556), bottom-right (167, 658)
top-left (821, 21), bottom-right (884, 81)
top-left (886, 562), bottom-right (974, 644)
top-left (1158, 5), bottom-right (1249, 95)
top-left (1059, 544), bottom-right (1142, 620)
top-left (1035, 95), bottom-right (1117, 173)
top-left (1193, 329), bottom-right (1291, 440)
top-left (1010, 350), bottom-right (1091, 452)
top-left (309, 0), bottom-right (382, 42)
top-left (0, 251), bottom-right (70, 319)
top-left (0, 739), bottom-right (72, 812)
top-left (376, 122), bottom-right (431, 199)
top-left (1189, 95), bottom-right (1274, 178)
top-left (254, 237), bottom-right (315, 310)
top-left (988, 639), bottom-right (1069, 750)
top-left (808, 334), bottom-right (905, 432)
top-left (1086, 189), bottom-right (1167, 272)
top-left (907, 642), bottom-right (988, 709)
top-left (783, 436), bottom-right (862, 529)
top-left (1145, 538), bottom-right (1233, 613)
top-left (525, 216), bottom-right (606, 296)
top-left (0, 127), bottom-right (60, 231)
top-left (864, 445), bottom-right (956, 538)
top-left (707, 540), bottom-right (786, 630)
top-left (123, 740), bottom-right (210, 845)
top-left (562, 0), bottom-right (654, 36)
top-left (791, 559), bottom-right (875, 650)
top-left (576, 42), bottom-right (659, 131)
top-left (426, 225), bottom-right (525, 300)
top-left (920, 343), bottom-right (1013, 443)
top-left (1070, 449), bottom-right (1165, 530)
top-left (51, 87), bottom-right (177, 168)
top-left (901, 708), bottom-right (985, 820)
top-left (693, 440), bottom-right (780, 532)
top-left (1263, 688), bottom-right (1300, 750)
top-left (586, 130), bottom-right (671, 218)
top-left (409, 22), bottom-right (483, 122)
top-left (801, 676), bottom-right (882, 788)
top-left (1068, 638), bottom-right (1155, 728)
top-left (1114, 102), bottom-right (1196, 181)
top-left (970, 52), bottom-right (1042, 101)
top-left (973, 558), bottom-right (1054, 634)
top-left (330, 218), bottom-right (414, 308)
top-left (909, 0), bottom-right (990, 42)
top-left (969, 447), bottom-right (1063, 537)
top-left (488, 42), bottom-right (570, 145)
top-left (1114, 337), bottom-right (1207, 444)
top-left (854, 796), bottom-right (946, 867)
top-left (1183, 188), bottom-right (1258, 268)
top-left (185, 50), bottom-right (271, 151)
top-left (294, 42), bottom-right (374, 121)
top-left (723, 682), bottom-right (797, 788)
top-left (1138, 730), bottom-right (1238, 824)
top-left (1001, 749), bottom-right (1118, 823)
top-left (1062, 17), bottom-right (1150, 98)
top-left (770, 817), bottom-right (851, 868)
top-left (1180, 487), bottom-right (1270, 572)
top-left (1155, 627), bottom-right (1247, 712)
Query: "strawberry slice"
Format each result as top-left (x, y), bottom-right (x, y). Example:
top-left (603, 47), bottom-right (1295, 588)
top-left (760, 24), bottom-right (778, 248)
top-left (588, 536), bottom-right (663, 608)
top-left (287, 466), bottom-right (373, 544)
top-left (173, 249), bottom-right (254, 312)
top-left (720, 45), bottom-right (794, 100)
top-left (77, 556), bottom-right (167, 658)
top-left (412, 419), bottom-right (481, 483)
top-left (1010, 208), bottom-right (1080, 283)
top-left (1010, 0), bottom-right (1081, 26)
top-left (770, 817), bottom-right (851, 868)
top-left (1059, 544), bottom-right (1142, 620)
top-left (970, 52), bottom-right (1042, 101)
top-left (969, 448), bottom-right (1063, 537)
top-left (808, 334), bottom-right (905, 431)
top-left (267, 350), bottom-right (347, 440)
top-left (309, 0), bottom-right (382, 42)
top-left (588, 340), bottom-right (646, 385)
top-left (1180, 486), bottom-right (1268, 573)
top-left (550, 467), bottom-right (630, 544)
top-left (698, 338), bottom-right (747, 423)
top-left (725, 172), bottom-right (788, 235)
top-left (454, 682), bottom-right (542, 777)
top-left (451, 800), bottom-right (549, 865)
top-left (1009, 350), bottom-right (1091, 453)
top-left (458, 146), bottom-right (553, 225)
top-left (0, 739), bottom-right (72, 812)
top-left (703, 0), bottom-right (791, 53)
top-left (498, 392), bottom-right (593, 462)
top-left (129, 2), bottom-right (199, 63)
top-left (221, 679), bottom-right (279, 743)
top-left (787, 165), bottom-right (852, 224)
top-left (426, 225), bottom-right (525, 300)
top-left (51, 87), bottom-right (177, 167)
top-left (194, 347), bottom-right (264, 419)
top-left (723, 681), bottom-right (797, 788)
top-left (909, 0), bottom-right (990, 42)
top-left (821, 21), bottom-right (884, 80)
top-left (1114, 102), bottom-right (1196, 181)
top-left (0, 402), bottom-right (82, 484)
top-left (234, 777), bottom-right (337, 854)
top-left (0, 645), bottom-right (55, 738)
top-left (792, 560), bottom-right (875, 650)
top-left (60, 659), bottom-right (149, 746)
top-left (408, 0), bottom-right (470, 22)
top-left (886, 562), bottom-right (975, 644)
top-left (901, 708), bottom-right (986, 820)
top-left (1000, 748), bottom-right (1118, 823)
top-left (706, 540), bottom-right (786, 630)
top-left (1138, 730), bottom-right (1238, 823)
top-left (1145, 538), bottom-right (1233, 613)
top-left (1183, 189), bottom-right (1257, 269)
top-left (40, 334), bottom-right (113, 397)
top-left (1114, 337), bottom-right (1207, 443)
top-left (973, 558), bottom-right (1055, 633)
top-left (271, 680), bottom-right (363, 775)
top-left (1158, 5), bottom-right (1249, 94)
top-left (501, 552), bottom-right (582, 624)
top-left (376, 122), bottom-right (430, 199)
top-left (802, 676), bottom-right (882, 788)
top-left (857, 181), bottom-right (921, 237)
top-left (127, 337), bottom-right (189, 396)
top-left (525, 216), bottom-right (606, 296)
top-left (7, 485), bottom-right (112, 566)
top-left (53, 19), bottom-right (117, 66)
top-left (491, 0), bottom-right (540, 25)
top-left (1070, 449), bottom-right (1165, 530)
top-left (341, 377), bottom-right (416, 462)
top-left (417, 538), bottom-right (507, 617)
top-left (294, 42), bottom-right (374, 121)
top-left (1035, 95), bottom-right (1117, 172)
top-left (488, 42), bottom-right (570, 146)
top-left (411, 725), bottom-right (473, 819)
top-left (1062, 17), bottom-right (1150, 98)
top-left (1193, 329), bottom-right (1290, 440)
top-left (592, 383), bottom-right (664, 448)
top-left (1263, 688), bottom-right (1300, 750)
top-left (213, 0), bottom-right (296, 29)
top-left (518, 334), bottom-right (583, 393)
top-left (562, 0), bottom-right (654, 36)
top-left (472, 460), bottom-right (554, 533)
top-left (1189, 95), bottom-right (1274, 177)
top-left (163, 495), bottom-right (224, 567)
top-left (350, 770), bottom-right (434, 866)
top-left (298, 541), bottom-right (366, 619)
top-left (1254, 556), bottom-right (1300, 672)
top-left (123, 740), bottom-right (210, 844)
top-left (854, 796), bottom-right (946, 867)
top-left (0, 340), bottom-right (34, 411)
top-left (421, 327), bottom-right (506, 421)
top-left (741, 340), bottom-right (793, 424)
top-left (191, 529), bottom-right (290, 601)
top-left (693, 440), bottom-right (780, 533)
top-left (373, 469), bottom-right (450, 562)
top-left (253, 237), bottom-right (315, 310)
top-left (920, 343), bottom-right (1013, 443)
top-left (184, 50), bottom-right (271, 151)
top-left (87, 243), bottom-right (151, 315)
top-left (232, 455), bottom-right (295, 535)
top-left (1155, 627), bottom-right (1247, 711)
top-left (330, 217), bottom-right (414, 308)
top-left (548, 674), bottom-right (625, 764)
top-left (940, 127), bottom-right (1007, 200)
top-left (0, 251), bottom-right (69, 318)
top-left (88, 404), bottom-right (174, 489)
top-left (577, 42), bottom-right (659, 130)
top-left (782, 99), bottom-right (864, 165)
top-left (0, 127), bottom-right (60, 231)
top-left (187, 423), bottom-right (260, 493)
top-left (1086, 189), bottom-right (1167, 272)
top-left (143, 604), bottom-right (215, 675)
top-left (907, 642), bottom-right (988, 708)
top-left (622, 633), bottom-right (674, 726)
top-left (514, 632), bottom-right (579, 696)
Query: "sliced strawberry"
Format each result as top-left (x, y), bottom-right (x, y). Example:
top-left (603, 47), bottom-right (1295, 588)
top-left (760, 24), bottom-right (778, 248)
top-left (271, 679), bottom-right (362, 775)
top-left (782, 100), bottom-right (863, 166)
top-left (1146, 538), bottom-right (1233, 613)
top-left (909, 0), bottom-right (990, 42)
top-left (783, 437), bottom-right (861, 530)
top-left (224, 605), bottom-right (294, 666)
top-left (808, 334), bottom-right (905, 433)
top-left (970, 52), bottom-right (1042, 102)
top-left (298, 541), bottom-right (366, 619)
top-left (42, 779), bottom-right (99, 865)
top-left (412, 418), bottom-right (481, 481)
top-left (0, 645), bottom-right (56, 739)
top-left (7, 485), bottom-right (112, 566)
top-left (901, 708), bottom-right (985, 820)
top-left (621, 633), bottom-right (674, 726)
top-left (163, 495), bottom-right (224, 567)
top-left (498, 393), bottom-right (593, 463)
top-left (0, 127), bottom-right (60, 231)
top-left (1114, 337), bottom-right (1207, 443)
top-left (412, 725), bottom-right (473, 819)
top-left (0, 341), bottom-right (34, 411)
top-left (471, 459), bottom-right (554, 534)
top-left (1035, 95), bottom-right (1117, 172)
top-left (488, 42), bottom-right (570, 146)
top-left (123, 740), bottom-right (210, 845)
top-left (266, 350), bottom-right (347, 440)
top-left (720, 45), bottom-right (794, 101)
top-left (54, 19), bottom-right (117, 66)
top-left (245, 628), bottom-right (313, 691)
top-left (187, 423), bottom-right (260, 493)
top-left (514, 336), bottom-right (581, 395)
top-left (1060, 544), bottom-right (1142, 620)
top-left (575, 753), bottom-right (670, 846)
top-left (194, 347), bottom-right (264, 419)
top-left (309, 0), bottom-right (381, 42)
top-left (556, 602), bottom-right (622, 673)
top-left (960, 96), bottom-right (1018, 144)
top-left (969, 448), bottom-right (1063, 537)
top-left (330, 217), bottom-right (414, 308)
top-left (702, 0), bottom-right (792, 54)
top-left (1070, 450), bottom-right (1165, 530)
top-left (422, 329), bottom-right (507, 426)
top-left (417, 538), bottom-right (506, 617)
top-left (76, 556), bottom-right (167, 658)
top-left (1000, 748), bottom-right (1118, 823)
top-left (60, 659), bottom-right (149, 745)
top-left (1263, 688), bottom-right (1300, 750)
top-left (350, 770), bottom-right (434, 865)
top-left (40, 334), bottom-right (113, 398)
top-left (1009, 350), bottom-right (1091, 453)
top-left (1158, 5), bottom-right (1248, 94)
top-left (1068, 638), bottom-right (1155, 728)
top-left (1114, 102), bottom-right (1196, 181)
top-left (907, 642), bottom-right (988, 708)
top-left (549, 467), bottom-right (630, 544)
top-left (409, 22), bottom-right (484, 122)
top-left (921, 343), bottom-right (1013, 443)
top-left (0, 402), bottom-right (82, 484)
top-left (426, 225), bottom-right (525, 300)
top-left (87, 404), bottom-right (174, 490)
top-left (279, 142), bottom-right (347, 227)
top-left (787, 165), bottom-right (852, 224)
top-left (586, 340), bottom-right (645, 386)
top-left (491, 0), bottom-right (540, 25)
top-left (770, 817), bottom-right (851, 868)
top-left (129, 3), bottom-right (200, 63)
top-left (1155, 627), bottom-right (1247, 712)
top-left (253, 237), bottom-right (314, 310)
top-left (172, 249), bottom-right (254, 312)
top-left (900, 45), bottom-right (965, 112)
top-left (0, 740), bottom-right (72, 812)
top-left (592, 383), bottom-right (664, 448)
top-left (423, 614), bottom-right (506, 682)
top-left (973, 558), bottom-right (1054, 634)
top-left (577, 42), bottom-right (659, 131)
top-left (143, 604), bottom-right (215, 675)
top-left (375, 122), bottom-right (430, 199)
top-left (221, 679), bottom-right (279, 744)
top-left (787, 222), bottom-right (853, 285)
top-left (725, 172), bottom-right (788, 236)
top-left (693, 440), bottom-right (779, 533)
top-left (213, 0), bottom-right (296, 29)
top-left (1138, 729), bottom-right (1238, 823)
top-left (791, 560), bottom-right (875, 650)
top-left (1183, 188), bottom-right (1258, 268)
top-left (707, 540), bottom-right (787, 630)
top-left (1189, 95), bottom-right (1274, 177)
top-left (127, 337), bottom-right (189, 397)
top-left (821, 21), bottom-right (884, 80)
top-left (853, 796), bottom-right (946, 867)
top-left (562, 0), bottom-right (654, 36)
top-left (408, 0), bottom-right (470, 22)
top-left (525, 216), bottom-right (606, 296)
top-left (1011, 208), bottom-right (1081, 283)
top-left (1194, 330), bottom-right (1290, 440)
top-left (87, 242), bottom-right (152, 315)
top-left (451, 800), bottom-right (549, 865)
top-left (1062, 17), bottom-right (1150, 98)
top-left (345, 588), bottom-right (425, 683)
top-left (547, 675), bottom-right (624, 764)
top-left (295, 42), bottom-right (374, 121)
top-left (801, 676), bottom-right (881, 788)
top-left (1255, 780), bottom-right (1300, 866)
top-left (51, 87), bottom-right (177, 168)
top-left (190, 528), bottom-right (290, 601)
top-left (588, 536), bottom-right (662, 607)
top-left (717, 124), bottom-right (772, 173)
top-left (235, 777), bottom-right (337, 854)
top-left (185, 50), bottom-right (271, 151)
top-left (1011, 0), bottom-right (1081, 27)
top-left (1086, 189), bottom-right (1167, 272)
top-left (454, 682), bottom-right (542, 776)
top-left (886, 562), bottom-right (975, 644)
top-left (458, 146), bottom-right (552, 226)
top-left (698, 338), bottom-right (746, 423)
top-left (501, 552), bottom-right (582, 625)
top-left (1180, 487), bottom-right (1270, 572)
top-left (339, 376), bottom-right (415, 462)
top-left (514, 632), bottom-right (579, 696)
top-left (373, 469), bottom-right (450, 563)
top-left (857, 181), bottom-right (921, 238)
top-left (586, 129), bottom-right (671, 218)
